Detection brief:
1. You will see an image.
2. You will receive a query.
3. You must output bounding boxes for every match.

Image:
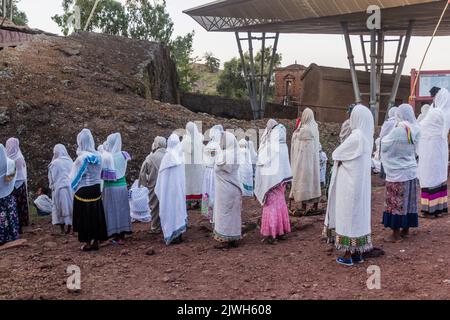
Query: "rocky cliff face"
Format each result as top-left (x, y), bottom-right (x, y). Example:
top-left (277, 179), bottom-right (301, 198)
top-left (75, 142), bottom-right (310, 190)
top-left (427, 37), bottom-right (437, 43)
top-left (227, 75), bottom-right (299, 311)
top-left (0, 31), bottom-right (344, 190)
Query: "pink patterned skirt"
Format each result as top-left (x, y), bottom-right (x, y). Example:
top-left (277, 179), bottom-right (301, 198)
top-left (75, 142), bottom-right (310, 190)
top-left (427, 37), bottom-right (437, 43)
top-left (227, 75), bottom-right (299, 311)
top-left (261, 183), bottom-right (291, 237)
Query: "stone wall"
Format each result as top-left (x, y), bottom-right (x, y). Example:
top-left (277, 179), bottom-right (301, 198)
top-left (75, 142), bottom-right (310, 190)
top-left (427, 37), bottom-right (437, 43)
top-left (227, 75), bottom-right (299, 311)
top-left (181, 93), bottom-right (298, 120)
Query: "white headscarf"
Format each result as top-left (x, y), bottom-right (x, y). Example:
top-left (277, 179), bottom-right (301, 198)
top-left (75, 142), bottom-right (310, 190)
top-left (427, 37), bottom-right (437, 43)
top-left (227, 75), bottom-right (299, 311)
top-left (5, 137), bottom-right (26, 182)
top-left (333, 105), bottom-right (374, 161)
top-left (395, 103), bottom-right (421, 145)
top-left (434, 88), bottom-right (450, 133)
top-left (417, 104), bottom-right (430, 123)
top-left (183, 122), bottom-right (204, 165)
top-left (379, 107), bottom-right (398, 139)
top-left (421, 108), bottom-right (447, 139)
top-left (70, 129), bottom-right (100, 190)
top-left (100, 132), bottom-right (129, 180)
top-left (160, 134), bottom-right (184, 172)
top-left (209, 125), bottom-right (224, 144)
top-left (152, 136), bottom-right (167, 152)
top-left (49, 144), bottom-right (73, 191)
top-left (254, 121), bottom-right (293, 205)
top-left (0, 144), bottom-right (17, 199)
top-left (299, 108), bottom-right (320, 151)
top-left (238, 139), bottom-right (252, 165)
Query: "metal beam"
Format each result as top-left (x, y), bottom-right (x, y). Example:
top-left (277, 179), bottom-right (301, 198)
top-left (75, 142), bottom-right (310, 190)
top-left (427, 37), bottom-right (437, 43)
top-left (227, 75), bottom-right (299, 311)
top-left (341, 22), bottom-right (361, 104)
top-left (262, 32), bottom-right (279, 118)
top-left (9, 0), bottom-right (12, 20)
top-left (2, 0), bottom-right (6, 19)
top-left (235, 32), bottom-right (258, 120)
top-left (369, 29), bottom-right (378, 123)
top-left (247, 32), bottom-right (259, 119)
top-left (375, 30), bottom-right (384, 125)
top-left (259, 33), bottom-right (266, 118)
top-left (388, 20), bottom-right (414, 110)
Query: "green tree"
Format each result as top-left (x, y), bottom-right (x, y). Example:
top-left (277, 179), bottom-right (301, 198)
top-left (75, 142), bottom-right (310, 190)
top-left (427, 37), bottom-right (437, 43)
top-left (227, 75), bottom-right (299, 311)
top-left (52, 0), bottom-right (128, 36)
top-left (171, 32), bottom-right (199, 93)
top-left (1, 0), bottom-right (28, 26)
top-left (204, 52), bottom-right (220, 73)
top-left (217, 47), bottom-right (282, 100)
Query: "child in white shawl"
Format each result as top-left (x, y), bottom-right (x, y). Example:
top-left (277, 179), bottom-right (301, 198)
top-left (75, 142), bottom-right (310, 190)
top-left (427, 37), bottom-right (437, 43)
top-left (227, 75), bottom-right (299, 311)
top-left (156, 134), bottom-right (187, 245)
top-left (324, 105), bottom-right (374, 266)
top-left (48, 144), bottom-right (74, 234)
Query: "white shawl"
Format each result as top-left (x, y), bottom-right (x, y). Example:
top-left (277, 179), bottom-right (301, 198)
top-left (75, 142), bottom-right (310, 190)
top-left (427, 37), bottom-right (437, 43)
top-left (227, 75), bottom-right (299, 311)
top-left (238, 139), bottom-right (254, 197)
top-left (325, 105), bottom-right (374, 252)
top-left (290, 108), bottom-right (321, 202)
top-left (156, 134), bottom-right (187, 245)
top-left (5, 137), bottom-right (26, 188)
top-left (48, 144), bottom-right (74, 191)
top-left (183, 122), bottom-right (205, 196)
top-left (255, 120), bottom-right (293, 205)
top-left (0, 144), bottom-right (17, 199)
top-left (417, 104), bottom-right (431, 123)
top-left (100, 133), bottom-right (130, 181)
top-left (418, 108), bottom-right (448, 188)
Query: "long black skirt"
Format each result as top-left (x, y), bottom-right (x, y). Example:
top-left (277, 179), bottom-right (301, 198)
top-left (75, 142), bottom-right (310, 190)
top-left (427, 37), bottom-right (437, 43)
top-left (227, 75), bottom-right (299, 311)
top-left (73, 184), bottom-right (108, 243)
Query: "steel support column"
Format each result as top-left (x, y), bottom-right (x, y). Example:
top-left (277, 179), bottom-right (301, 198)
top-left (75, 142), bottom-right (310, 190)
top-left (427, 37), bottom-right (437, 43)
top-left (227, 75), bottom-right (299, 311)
top-left (342, 22), bottom-right (362, 104)
top-left (369, 29), bottom-right (378, 123)
top-left (2, 0), bottom-right (6, 18)
top-left (235, 32), bottom-right (280, 120)
top-left (388, 21), bottom-right (414, 110)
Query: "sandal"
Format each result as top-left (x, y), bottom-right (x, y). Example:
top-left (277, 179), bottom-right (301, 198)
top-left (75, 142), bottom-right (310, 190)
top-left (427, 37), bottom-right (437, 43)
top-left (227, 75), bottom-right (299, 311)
top-left (81, 244), bottom-right (93, 252)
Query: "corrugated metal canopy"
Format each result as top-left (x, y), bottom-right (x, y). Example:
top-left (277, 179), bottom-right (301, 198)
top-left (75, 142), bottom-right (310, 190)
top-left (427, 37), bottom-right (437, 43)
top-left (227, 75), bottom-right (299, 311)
top-left (184, 0), bottom-right (450, 36)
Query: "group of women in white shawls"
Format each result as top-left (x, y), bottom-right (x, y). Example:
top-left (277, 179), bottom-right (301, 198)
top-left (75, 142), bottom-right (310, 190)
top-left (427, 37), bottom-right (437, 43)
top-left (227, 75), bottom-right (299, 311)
top-left (325, 86), bottom-right (450, 266)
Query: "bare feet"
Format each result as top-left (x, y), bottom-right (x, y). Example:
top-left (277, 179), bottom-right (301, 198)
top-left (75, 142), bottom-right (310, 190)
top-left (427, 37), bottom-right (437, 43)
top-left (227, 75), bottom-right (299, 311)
top-left (384, 234), bottom-right (402, 243)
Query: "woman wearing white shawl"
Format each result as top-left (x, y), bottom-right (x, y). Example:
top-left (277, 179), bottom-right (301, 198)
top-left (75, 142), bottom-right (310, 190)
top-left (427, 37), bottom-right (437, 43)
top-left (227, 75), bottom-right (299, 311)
top-left (5, 138), bottom-right (29, 234)
top-left (324, 105), bottom-right (374, 266)
top-left (378, 106), bottom-right (398, 179)
top-left (48, 144), bottom-right (74, 234)
top-left (418, 89), bottom-right (450, 217)
top-left (71, 129), bottom-right (108, 251)
top-left (417, 104), bottom-right (430, 123)
top-left (201, 128), bottom-right (221, 222)
top-left (139, 136), bottom-right (167, 233)
top-left (290, 108), bottom-right (321, 212)
top-left (183, 122), bottom-right (205, 208)
top-left (319, 144), bottom-right (328, 187)
top-left (100, 133), bottom-right (132, 243)
top-left (0, 144), bottom-right (19, 245)
top-left (238, 139), bottom-right (254, 197)
top-left (213, 131), bottom-right (242, 249)
top-left (255, 119), bottom-right (292, 243)
top-left (156, 134), bottom-right (187, 245)
top-left (381, 104), bottom-right (420, 242)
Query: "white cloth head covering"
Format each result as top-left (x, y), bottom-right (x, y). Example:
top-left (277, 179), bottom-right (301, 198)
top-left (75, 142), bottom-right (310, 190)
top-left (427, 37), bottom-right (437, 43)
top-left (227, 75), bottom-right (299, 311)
top-left (388, 106), bottom-right (398, 119)
top-left (76, 129), bottom-right (98, 156)
top-left (434, 88), bottom-right (450, 133)
top-left (0, 144), bottom-right (17, 199)
top-left (379, 107), bottom-right (398, 139)
top-left (49, 144), bottom-right (74, 191)
top-left (395, 103), bottom-right (421, 145)
top-left (152, 136), bottom-right (167, 152)
top-left (254, 121), bottom-right (293, 205)
top-left (5, 137), bottom-right (26, 182)
top-left (160, 134), bottom-right (184, 171)
top-left (183, 122), bottom-right (204, 165)
top-left (417, 104), bottom-right (430, 122)
top-left (333, 105), bottom-right (374, 161)
top-left (101, 132), bottom-right (130, 180)
top-left (299, 107), bottom-right (320, 151)
top-left (209, 125), bottom-right (224, 143)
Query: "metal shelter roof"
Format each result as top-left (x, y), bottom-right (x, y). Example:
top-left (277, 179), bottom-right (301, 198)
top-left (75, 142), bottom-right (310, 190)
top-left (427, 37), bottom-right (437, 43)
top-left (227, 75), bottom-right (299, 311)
top-left (184, 0), bottom-right (450, 36)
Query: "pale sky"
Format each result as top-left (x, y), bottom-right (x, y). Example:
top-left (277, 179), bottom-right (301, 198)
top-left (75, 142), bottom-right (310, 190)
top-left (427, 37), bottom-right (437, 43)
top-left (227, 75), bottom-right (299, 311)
top-left (16, 0), bottom-right (450, 74)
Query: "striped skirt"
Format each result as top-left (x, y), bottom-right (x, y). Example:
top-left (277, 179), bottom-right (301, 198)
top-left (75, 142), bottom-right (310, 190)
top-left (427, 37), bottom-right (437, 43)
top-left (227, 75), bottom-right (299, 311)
top-left (421, 182), bottom-right (448, 217)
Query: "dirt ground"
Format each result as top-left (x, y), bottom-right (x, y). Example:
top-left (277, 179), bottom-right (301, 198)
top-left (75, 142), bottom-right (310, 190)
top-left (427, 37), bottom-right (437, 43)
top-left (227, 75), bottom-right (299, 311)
top-left (1, 175), bottom-right (450, 300)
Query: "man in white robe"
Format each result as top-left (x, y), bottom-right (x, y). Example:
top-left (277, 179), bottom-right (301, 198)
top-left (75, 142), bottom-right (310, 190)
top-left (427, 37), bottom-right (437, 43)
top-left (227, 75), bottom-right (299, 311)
top-left (156, 134), bottom-right (187, 245)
